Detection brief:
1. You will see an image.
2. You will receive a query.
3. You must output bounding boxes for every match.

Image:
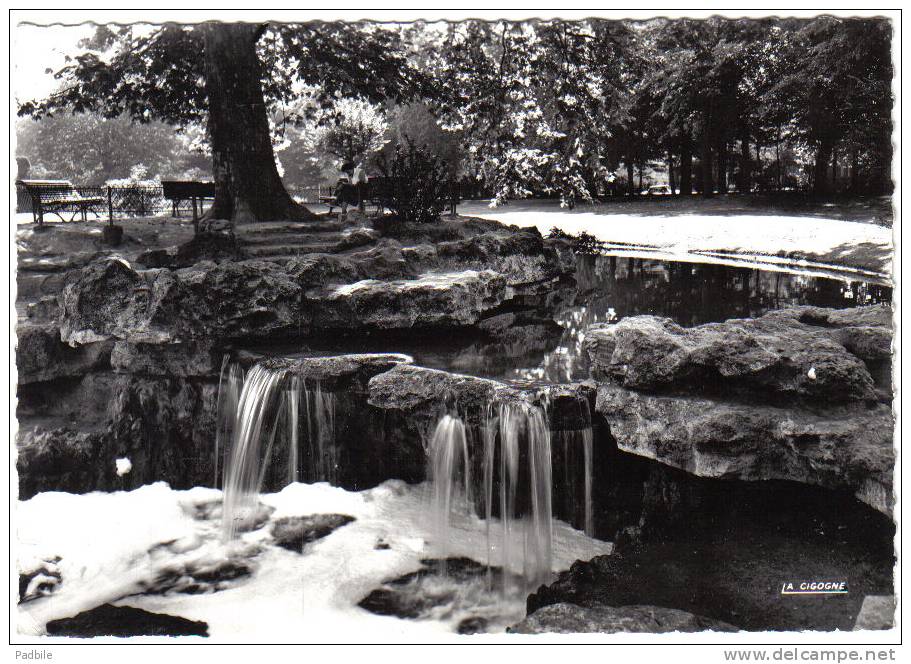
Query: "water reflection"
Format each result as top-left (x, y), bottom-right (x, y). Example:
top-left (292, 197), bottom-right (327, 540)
top-left (249, 255), bottom-right (891, 388)
top-left (432, 255), bottom-right (891, 386)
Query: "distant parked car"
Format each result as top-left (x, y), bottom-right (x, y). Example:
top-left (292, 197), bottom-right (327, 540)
top-left (642, 184), bottom-right (673, 196)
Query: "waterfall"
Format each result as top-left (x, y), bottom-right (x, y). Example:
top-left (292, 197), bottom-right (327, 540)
top-left (494, 401), bottom-right (553, 591)
top-left (427, 415), bottom-right (470, 569)
top-left (428, 399), bottom-right (555, 594)
top-left (221, 364), bottom-right (287, 541)
top-left (302, 383), bottom-right (338, 484)
top-left (553, 427), bottom-right (594, 537)
top-left (216, 358), bottom-right (340, 541)
top-left (214, 357), bottom-right (244, 489)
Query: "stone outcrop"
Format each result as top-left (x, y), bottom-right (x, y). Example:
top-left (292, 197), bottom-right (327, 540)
top-left (584, 308), bottom-right (885, 403)
top-left (597, 384), bottom-right (893, 515)
top-left (309, 270), bottom-right (510, 332)
top-left (509, 602), bottom-right (737, 634)
top-left (59, 259), bottom-right (205, 346)
top-left (585, 306), bottom-right (895, 516)
top-left (17, 323), bottom-right (112, 384)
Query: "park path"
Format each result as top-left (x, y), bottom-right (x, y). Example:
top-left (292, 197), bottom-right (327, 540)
top-left (457, 200), bottom-right (895, 282)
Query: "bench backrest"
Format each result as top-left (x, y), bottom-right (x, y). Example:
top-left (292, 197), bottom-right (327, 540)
top-left (18, 180), bottom-right (82, 202)
top-left (161, 180), bottom-right (216, 198)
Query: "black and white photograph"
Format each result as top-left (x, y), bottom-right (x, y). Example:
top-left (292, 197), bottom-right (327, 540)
top-left (8, 6), bottom-right (903, 652)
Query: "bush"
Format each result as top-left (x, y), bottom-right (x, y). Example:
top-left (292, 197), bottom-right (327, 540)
top-left (546, 227), bottom-right (605, 255)
top-left (387, 138), bottom-right (451, 223)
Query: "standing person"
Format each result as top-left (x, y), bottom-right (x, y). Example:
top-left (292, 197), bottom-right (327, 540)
top-left (352, 158), bottom-right (367, 214)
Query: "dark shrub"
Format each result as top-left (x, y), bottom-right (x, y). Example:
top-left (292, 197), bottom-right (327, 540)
top-left (546, 227), bottom-right (605, 255)
top-left (386, 138), bottom-right (450, 224)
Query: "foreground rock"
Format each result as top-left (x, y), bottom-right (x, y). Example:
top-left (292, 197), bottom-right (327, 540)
top-left (597, 385), bottom-right (893, 515)
top-left (584, 307), bottom-right (888, 403)
top-left (46, 604), bottom-right (208, 638)
top-left (509, 603), bottom-right (737, 634)
top-left (270, 514), bottom-right (355, 552)
top-left (586, 306), bottom-right (895, 516)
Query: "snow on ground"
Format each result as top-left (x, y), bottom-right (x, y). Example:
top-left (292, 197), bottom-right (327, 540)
top-left (16, 480), bottom-right (611, 642)
top-left (458, 200), bottom-right (894, 279)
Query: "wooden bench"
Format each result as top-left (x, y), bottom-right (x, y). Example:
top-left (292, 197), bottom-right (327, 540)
top-left (161, 180), bottom-right (216, 221)
top-left (18, 180), bottom-right (104, 225)
top-left (320, 177), bottom-right (461, 216)
top-left (322, 177), bottom-right (389, 215)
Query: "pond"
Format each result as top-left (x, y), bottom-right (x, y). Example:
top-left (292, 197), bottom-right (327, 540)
top-left (255, 254), bottom-right (892, 387)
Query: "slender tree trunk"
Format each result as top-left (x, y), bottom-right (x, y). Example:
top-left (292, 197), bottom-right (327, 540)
top-left (831, 147), bottom-right (838, 192)
top-left (679, 138), bottom-right (692, 196)
top-left (626, 158), bottom-right (635, 196)
top-left (700, 125), bottom-right (713, 198)
top-left (850, 148), bottom-right (859, 193)
top-left (717, 140), bottom-right (727, 194)
top-left (740, 130), bottom-right (751, 193)
top-left (667, 151), bottom-right (676, 194)
top-left (202, 23), bottom-right (317, 224)
top-left (814, 137), bottom-right (833, 195)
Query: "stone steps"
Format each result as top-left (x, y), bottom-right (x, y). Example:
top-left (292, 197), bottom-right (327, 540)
top-left (237, 221), bottom-right (347, 235)
top-left (245, 242), bottom-right (344, 258)
top-left (239, 231), bottom-right (346, 247)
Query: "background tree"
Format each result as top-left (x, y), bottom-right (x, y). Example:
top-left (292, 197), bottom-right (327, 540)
top-left (16, 113), bottom-right (209, 183)
top-left (18, 21), bottom-right (428, 223)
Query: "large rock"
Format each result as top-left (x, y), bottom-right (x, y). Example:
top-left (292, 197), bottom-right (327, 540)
top-left (17, 324), bottom-right (112, 384)
top-left (110, 341), bottom-right (217, 377)
top-left (584, 308), bottom-right (885, 403)
top-left (367, 363), bottom-right (505, 415)
top-left (308, 270), bottom-right (509, 331)
top-left (285, 253), bottom-right (363, 288)
top-left (431, 231), bottom-right (565, 285)
top-left (196, 260), bottom-right (302, 339)
top-left (59, 260), bottom-right (205, 346)
top-left (509, 602), bottom-right (737, 634)
top-left (775, 305), bottom-right (893, 362)
top-left (596, 384), bottom-right (894, 516)
top-left (17, 375), bottom-right (218, 498)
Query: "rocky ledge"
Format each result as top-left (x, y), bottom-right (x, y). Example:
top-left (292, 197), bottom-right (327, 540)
top-left (52, 237), bottom-right (567, 347)
top-left (584, 305), bottom-right (894, 516)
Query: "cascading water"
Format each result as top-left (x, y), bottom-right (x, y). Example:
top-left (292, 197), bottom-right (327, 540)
top-left (216, 356), bottom-right (593, 604)
top-left (216, 358), bottom-right (340, 541)
top-left (221, 364), bottom-right (287, 541)
top-left (214, 357), bottom-right (244, 489)
top-left (551, 398), bottom-right (595, 537)
top-left (302, 383), bottom-right (338, 484)
top-left (427, 415), bottom-right (471, 568)
top-left (427, 398), bottom-right (555, 595)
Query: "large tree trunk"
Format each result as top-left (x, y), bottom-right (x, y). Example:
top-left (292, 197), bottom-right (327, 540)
top-left (202, 23), bottom-right (317, 224)
top-left (679, 138), bottom-right (692, 196)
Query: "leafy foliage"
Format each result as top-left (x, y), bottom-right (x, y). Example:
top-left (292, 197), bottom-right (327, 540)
top-left (386, 139), bottom-right (451, 223)
top-left (546, 227), bottom-right (605, 255)
top-left (15, 113), bottom-right (208, 183)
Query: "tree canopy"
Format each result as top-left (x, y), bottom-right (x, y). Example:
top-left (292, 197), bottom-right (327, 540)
top-left (17, 15), bottom-right (893, 221)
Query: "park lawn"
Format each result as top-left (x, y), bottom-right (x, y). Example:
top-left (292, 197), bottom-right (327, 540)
top-left (458, 197), bottom-right (894, 279)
